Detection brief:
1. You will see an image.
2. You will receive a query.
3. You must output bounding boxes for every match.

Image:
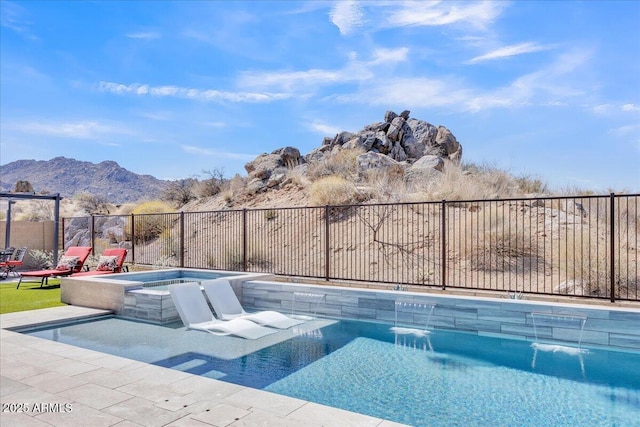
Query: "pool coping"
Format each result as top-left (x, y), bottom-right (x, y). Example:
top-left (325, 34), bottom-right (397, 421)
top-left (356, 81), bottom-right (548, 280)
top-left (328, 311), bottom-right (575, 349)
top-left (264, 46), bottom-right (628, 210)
top-left (0, 305), bottom-right (408, 427)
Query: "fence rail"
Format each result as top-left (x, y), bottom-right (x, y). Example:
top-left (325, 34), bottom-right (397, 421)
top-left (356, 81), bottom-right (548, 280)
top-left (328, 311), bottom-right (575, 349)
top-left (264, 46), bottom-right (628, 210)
top-left (62, 193), bottom-right (639, 302)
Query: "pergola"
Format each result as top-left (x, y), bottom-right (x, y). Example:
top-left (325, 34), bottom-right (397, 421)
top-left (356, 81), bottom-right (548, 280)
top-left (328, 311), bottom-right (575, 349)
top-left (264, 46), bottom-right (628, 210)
top-left (0, 192), bottom-right (63, 263)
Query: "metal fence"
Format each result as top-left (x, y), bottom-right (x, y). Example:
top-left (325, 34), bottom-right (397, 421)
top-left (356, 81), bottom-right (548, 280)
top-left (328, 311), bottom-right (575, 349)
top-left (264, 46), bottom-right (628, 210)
top-left (62, 193), bottom-right (639, 302)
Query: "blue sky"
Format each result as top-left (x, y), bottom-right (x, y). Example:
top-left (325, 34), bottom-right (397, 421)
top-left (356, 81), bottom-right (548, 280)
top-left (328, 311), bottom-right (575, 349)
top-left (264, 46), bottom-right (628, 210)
top-left (1, 1), bottom-right (639, 192)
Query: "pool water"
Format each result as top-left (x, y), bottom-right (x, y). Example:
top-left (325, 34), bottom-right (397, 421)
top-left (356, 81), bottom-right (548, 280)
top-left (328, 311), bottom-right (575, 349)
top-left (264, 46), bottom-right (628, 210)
top-left (23, 317), bottom-right (640, 426)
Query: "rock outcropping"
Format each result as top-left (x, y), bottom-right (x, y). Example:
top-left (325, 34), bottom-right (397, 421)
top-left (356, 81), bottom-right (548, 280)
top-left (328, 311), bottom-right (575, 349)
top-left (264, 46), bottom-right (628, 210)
top-left (244, 110), bottom-right (462, 192)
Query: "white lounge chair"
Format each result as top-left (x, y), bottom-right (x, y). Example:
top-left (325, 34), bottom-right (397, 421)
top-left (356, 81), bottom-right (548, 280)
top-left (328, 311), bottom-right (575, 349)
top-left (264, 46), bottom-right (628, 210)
top-left (201, 279), bottom-right (305, 330)
top-left (168, 282), bottom-right (277, 340)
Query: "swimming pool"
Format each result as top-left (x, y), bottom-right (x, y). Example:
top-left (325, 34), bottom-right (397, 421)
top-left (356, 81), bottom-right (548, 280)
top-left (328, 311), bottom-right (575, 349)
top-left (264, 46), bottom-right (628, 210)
top-left (21, 315), bottom-right (640, 426)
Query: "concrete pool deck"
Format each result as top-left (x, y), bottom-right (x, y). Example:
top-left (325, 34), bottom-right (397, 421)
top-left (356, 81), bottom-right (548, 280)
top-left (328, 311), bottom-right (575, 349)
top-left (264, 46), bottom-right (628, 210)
top-left (0, 306), bottom-right (407, 427)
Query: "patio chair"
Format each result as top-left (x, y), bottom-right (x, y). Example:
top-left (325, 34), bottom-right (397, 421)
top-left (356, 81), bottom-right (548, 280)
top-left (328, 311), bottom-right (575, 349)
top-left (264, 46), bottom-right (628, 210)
top-left (201, 279), bottom-right (304, 329)
top-left (168, 282), bottom-right (278, 340)
top-left (1, 247), bottom-right (16, 279)
top-left (17, 246), bottom-right (93, 289)
top-left (71, 248), bottom-right (128, 277)
top-left (1, 246), bottom-right (27, 278)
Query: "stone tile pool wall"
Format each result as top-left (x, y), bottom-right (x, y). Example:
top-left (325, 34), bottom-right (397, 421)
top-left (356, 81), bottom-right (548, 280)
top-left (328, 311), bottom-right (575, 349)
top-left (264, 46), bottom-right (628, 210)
top-left (242, 280), bottom-right (640, 350)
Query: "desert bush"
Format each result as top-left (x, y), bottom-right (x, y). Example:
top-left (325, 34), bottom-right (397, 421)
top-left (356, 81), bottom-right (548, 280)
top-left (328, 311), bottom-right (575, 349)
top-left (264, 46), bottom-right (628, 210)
top-left (414, 162), bottom-right (521, 201)
top-left (196, 168), bottom-right (226, 198)
top-left (28, 249), bottom-right (54, 269)
top-left (15, 200), bottom-right (54, 221)
top-left (515, 175), bottom-right (549, 194)
top-left (362, 167), bottom-right (407, 203)
top-left (112, 203), bottom-right (136, 216)
top-left (287, 166), bottom-right (311, 188)
top-left (307, 147), bottom-right (364, 181)
top-left (159, 229), bottom-right (180, 258)
top-left (75, 192), bottom-right (112, 214)
top-left (124, 201), bottom-right (176, 243)
top-left (211, 241), bottom-right (268, 271)
top-left (161, 178), bottom-right (197, 207)
top-left (309, 175), bottom-right (359, 206)
top-left (449, 204), bottom-right (542, 273)
top-left (557, 225), bottom-right (609, 296)
top-left (14, 180), bottom-right (34, 193)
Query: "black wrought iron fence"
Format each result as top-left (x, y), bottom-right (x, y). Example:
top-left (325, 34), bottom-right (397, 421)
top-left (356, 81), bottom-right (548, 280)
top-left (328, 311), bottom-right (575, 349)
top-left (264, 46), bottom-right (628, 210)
top-left (62, 193), bottom-right (639, 302)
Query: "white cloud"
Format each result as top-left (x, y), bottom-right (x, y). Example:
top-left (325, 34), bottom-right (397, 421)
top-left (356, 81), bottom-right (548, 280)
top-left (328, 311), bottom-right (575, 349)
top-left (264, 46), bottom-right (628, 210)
top-left (11, 120), bottom-right (122, 139)
top-left (0, 1), bottom-right (38, 40)
top-left (308, 120), bottom-right (342, 136)
top-left (238, 47), bottom-right (408, 91)
top-left (353, 77), bottom-right (471, 108)
top-left (609, 123), bottom-right (640, 137)
top-left (330, 1), bottom-right (364, 35)
top-left (98, 81), bottom-right (292, 103)
top-left (126, 31), bottom-right (160, 40)
top-left (181, 145), bottom-right (256, 160)
top-left (386, 1), bottom-right (506, 30)
top-left (370, 47), bottom-right (410, 64)
top-left (622, 104), bottom-right (640, 112)
top-left (468, 42), bottom-right (551, 64)
top-left (202, 121), bottom-right (226, 128)
top-left (137, 111), bottom-right (172, 121)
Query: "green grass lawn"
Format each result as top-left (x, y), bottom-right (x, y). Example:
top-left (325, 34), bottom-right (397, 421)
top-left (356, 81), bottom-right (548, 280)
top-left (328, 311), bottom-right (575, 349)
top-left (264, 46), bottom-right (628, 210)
top-left (0, 279), bottom-right (64, 314)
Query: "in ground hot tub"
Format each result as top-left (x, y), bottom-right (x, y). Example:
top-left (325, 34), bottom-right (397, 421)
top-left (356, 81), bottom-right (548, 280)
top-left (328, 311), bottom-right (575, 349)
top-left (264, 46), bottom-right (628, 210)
top-left (61, 268), bottom-right (274, 324)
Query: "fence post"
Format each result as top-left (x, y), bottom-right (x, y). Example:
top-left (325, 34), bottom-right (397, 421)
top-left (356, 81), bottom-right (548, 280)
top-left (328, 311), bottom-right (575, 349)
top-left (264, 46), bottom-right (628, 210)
top-left (242, 209), bottom-right (247, 272)
top-left (179, 211), bottom-right (185, 268)
top-left (441, 200), bottom-right (447, 290)
top-left (91, 215), bottom-right (95, 255)
top-left (130, 213), bottom-right (135, 264)
top-left (60, 217), bottom-right (65, 252)
top-left (325, 205), bottom-right (330, 281)
top-left (610, 193), bottom-right (616, 303)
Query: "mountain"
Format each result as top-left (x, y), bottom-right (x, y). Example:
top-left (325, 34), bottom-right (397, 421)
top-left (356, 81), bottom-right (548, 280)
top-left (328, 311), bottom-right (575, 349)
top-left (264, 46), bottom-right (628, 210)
top-left (0, 157), bottom-right (171, 203)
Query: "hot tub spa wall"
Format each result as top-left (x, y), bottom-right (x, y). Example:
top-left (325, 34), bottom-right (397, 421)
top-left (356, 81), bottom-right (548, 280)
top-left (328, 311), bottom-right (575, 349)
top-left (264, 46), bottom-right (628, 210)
top-left (61, 270), bottom-right (274, 324)
top-left (242, 280), bottom-right (640, 351)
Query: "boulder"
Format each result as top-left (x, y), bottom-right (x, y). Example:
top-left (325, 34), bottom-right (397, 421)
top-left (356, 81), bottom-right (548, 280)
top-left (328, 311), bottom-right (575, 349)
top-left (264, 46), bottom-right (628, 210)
top-left (435, 126), bottom-right (462, 163)
top-left (266, 167), bottom-right (288, 188)
top-left (272, 146), bottom-right (303, 167)
top-left (332, 131), bottom-right (355, 147)
top-left (357, 152), bottom-right (401, 173)
top-left (384, 110), bottom-right (398, 123)
top-left (389, 141), bottom-right (408, 162)
top-left (411, 155), bottom-right (445, 172)
top-left (405, 155), bottom-right (445, 185)
top-left (386, 116), bottom-right (406, 142)
top-left (247, 178), bottom-right (268, 194)
top-left (406, 118), bottom-right (438, 148)
top-left (244, 153), bottom-right (283, 179)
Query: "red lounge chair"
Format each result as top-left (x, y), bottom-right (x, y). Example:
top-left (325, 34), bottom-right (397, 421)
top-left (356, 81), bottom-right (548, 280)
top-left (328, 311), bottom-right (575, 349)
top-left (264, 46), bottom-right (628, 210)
top-left (1, 246), bottom-right (27, 278)
top-left (72, 248), bottom-right (128, 277)
top-left (17, 246), bottom-right (92, 289)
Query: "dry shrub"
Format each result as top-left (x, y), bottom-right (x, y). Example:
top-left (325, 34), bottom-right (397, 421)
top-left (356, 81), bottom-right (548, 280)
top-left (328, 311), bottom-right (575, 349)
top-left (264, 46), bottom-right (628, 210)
top-left (287, 166), bottom-right (311, 188)
top-left (515, 175), bottom-right (549, 194)
top-left (307, 147), bottom-right (364, 180)
top-left (309, 175), bottom-right (358, 206)
top-left (557, 226), bottom-right (609, 296)
top-left (362, 167), bottom-right (407, 203)
top-left (196, 169), bottom-right (226, 198)
top-left (452, 205), bottom-right (541, 272)
top-left (212, 241), bottom-right (268, 271)
top-left (557, 200), bottom-right (639, 297)
top-left (124, 200), bottom-right (175, 243)
top-left (112, 203), bottom-right (136, 215)
top-left (414, 163), bottom-right (521, 201)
